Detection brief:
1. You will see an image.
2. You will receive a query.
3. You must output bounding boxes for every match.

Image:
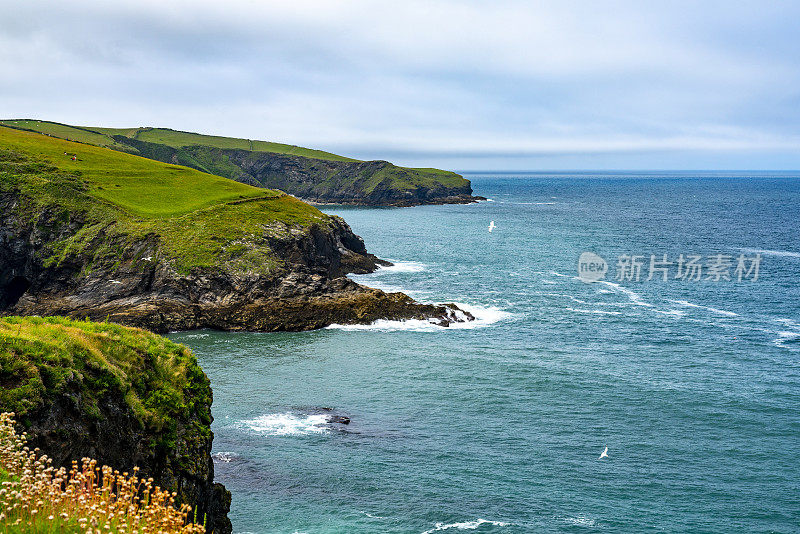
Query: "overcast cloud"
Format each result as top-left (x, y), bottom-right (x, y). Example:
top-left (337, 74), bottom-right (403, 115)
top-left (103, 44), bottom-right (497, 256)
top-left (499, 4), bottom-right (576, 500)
top-left (2, 0), bottom-right (799, 169)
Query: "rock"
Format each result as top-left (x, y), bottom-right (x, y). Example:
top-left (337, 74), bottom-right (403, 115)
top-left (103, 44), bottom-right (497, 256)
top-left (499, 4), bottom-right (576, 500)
top-left (327, 415), bottom-right (351, 425)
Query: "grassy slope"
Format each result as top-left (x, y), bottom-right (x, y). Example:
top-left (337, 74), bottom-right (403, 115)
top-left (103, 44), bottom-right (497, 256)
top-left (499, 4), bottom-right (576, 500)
top-left (0, 125), bottom-right (327, 273)
top-left (0, 316), bottom-right (210, 438)
top-left (0, 120), bottom-right (468, 192)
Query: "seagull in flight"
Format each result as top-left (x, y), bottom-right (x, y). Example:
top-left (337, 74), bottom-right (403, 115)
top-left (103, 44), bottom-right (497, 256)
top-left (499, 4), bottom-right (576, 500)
top-left (142, 256), bottom-right (152, 262)
top-left (599, 447), bottom-right (609, 459)
top-left (488, 220), bottom-right (496, 232)
top-left (109, 279), bottom-right (122, 285)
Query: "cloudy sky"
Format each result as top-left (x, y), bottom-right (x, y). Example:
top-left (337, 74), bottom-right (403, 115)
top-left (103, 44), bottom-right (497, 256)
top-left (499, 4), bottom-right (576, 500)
top-left (2, 0), bottom-right (799, 170)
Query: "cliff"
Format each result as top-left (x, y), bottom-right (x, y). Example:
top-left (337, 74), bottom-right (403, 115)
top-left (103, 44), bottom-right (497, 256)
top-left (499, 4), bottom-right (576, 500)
top-left (0, 316), bottom-right (231, 533)
top-left (0, 126), bottom-right (471, 331)
top-left (0, 120), bottom-right (483, 207)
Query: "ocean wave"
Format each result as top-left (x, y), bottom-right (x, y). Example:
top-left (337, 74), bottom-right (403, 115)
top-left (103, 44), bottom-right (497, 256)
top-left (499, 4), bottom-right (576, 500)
top-left (182, 332), bottom-right (210, 339)
top-left (669, 300), bottom-right (738, 317)
top-left (741, 247), bottom-right (800, 259)
top-left (240, 413), bottom-right (330, 436)
top-left (562, 515), bottom-right (596, 527)
top-left (774, 331), bottom-right (800, 349)
top-left (211, 451), bottom-right (240, 463)
top-left (326, 303), bottom-right (512, 332)
top-left (421, 519), bottom-right (512, 533)
top-left (597, 281), bottom-right (654, 307)
top-left (566, 307), bottom-right (622, 316)
top-left (376, 261), bottom-right (427, 273)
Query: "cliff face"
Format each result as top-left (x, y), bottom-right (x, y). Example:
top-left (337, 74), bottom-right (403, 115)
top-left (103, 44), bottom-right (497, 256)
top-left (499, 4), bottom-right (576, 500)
top-left (109, 136), bottom-right (480, 207)
top-left (0, 135), bottom-right (472, 332)
top-left (0, 317), bottom-right (231, 533)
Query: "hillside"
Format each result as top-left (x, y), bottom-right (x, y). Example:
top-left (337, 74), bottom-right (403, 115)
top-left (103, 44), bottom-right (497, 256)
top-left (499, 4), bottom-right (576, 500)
top-left (0, 315), bottom-right (230, 533)
top-left (0, 120), bottom-right (482, 206)
top-left (0, 126), bottom-right (471, 330)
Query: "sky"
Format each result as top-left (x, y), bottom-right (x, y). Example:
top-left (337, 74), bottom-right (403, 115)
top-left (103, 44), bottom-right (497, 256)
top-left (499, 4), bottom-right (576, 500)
top-left (1, 0), bottom-right (799, 170)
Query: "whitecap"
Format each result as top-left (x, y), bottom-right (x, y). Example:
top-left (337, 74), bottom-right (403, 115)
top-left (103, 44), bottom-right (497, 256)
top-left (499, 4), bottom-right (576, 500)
top-left (741, 247), bottom-right (800, 259)
top-left (669, 300), bottom-right (738, 317)
top-left (774, 331), bottom-right (800, 349)
top-left (240, 413), bottom-right (330, 436)
top-left (211, 451), bottom-right (239, 463)
top-left (326, 303), bottom-right (512, 332)
top-left (422, 519), bottom-right (512, 534)
top-left (182, 332), bottom-right (210, 339)
top-left (376, 261), bottom-right (427, 273)
top-left (562, 515), bottom-right (596, 527)
top-left (566, 307), bottom-right (622, 316)
top-left (654, 309), bottom-right (685, 318)
top-left (361, 511), bottom-right (388, 519)
top-left (597, 281), bottom-right (654, 307)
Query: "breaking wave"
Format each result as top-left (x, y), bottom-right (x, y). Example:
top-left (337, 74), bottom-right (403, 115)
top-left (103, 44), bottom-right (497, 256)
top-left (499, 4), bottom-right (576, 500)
top-left (421, 519), bottom-right (512, 533)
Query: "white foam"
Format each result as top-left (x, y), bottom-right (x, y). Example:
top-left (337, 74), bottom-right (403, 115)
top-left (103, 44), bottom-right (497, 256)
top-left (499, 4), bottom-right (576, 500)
top-left (566, 307), bottom-right (622, 316)
top-left (422, 519), bottom-right (512, 534)
top-left (211, 451), bottom-right (239, 463)
top-left (562, 515), bottom-right (596, 527)
top-left (326, 303), bottom-right (511, 332)
top-left (361, 511), bottom-right (388, 519)
top-left (241, 413), bottom-right (330, 436)
top-left (376, 261), bottom-right (427, 273)
top-left (774, 318), bottom-right (800, 329)
top-left (774, 331), bottom-right (800, 349)
top-left (597, 281), bottom-right (654, 307)
top-left (669, 300), bottom-right (738, 317)
top-left (741, 247), bottom-right (800, 259)
top-left (654, 309), bottom-right (685, 318)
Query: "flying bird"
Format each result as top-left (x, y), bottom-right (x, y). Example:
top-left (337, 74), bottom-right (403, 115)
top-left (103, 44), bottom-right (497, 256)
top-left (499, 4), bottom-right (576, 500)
top-left (109, 279), bottom-right (122, 285)
top-left (488, 220), bottom-right (496, 232)
top-left (142, 256), bottom-right (152, 262)
top-left (599, 447), bottom-right (608, 459)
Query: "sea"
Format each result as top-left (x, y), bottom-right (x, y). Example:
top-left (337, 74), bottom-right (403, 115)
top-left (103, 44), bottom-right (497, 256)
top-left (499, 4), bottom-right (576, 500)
top-left (169, 172), bottom-right (800, 533)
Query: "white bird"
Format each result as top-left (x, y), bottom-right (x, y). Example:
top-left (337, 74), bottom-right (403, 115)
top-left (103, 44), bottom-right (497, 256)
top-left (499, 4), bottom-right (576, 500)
top-left (109, 279), bottom-right (122, 285)
top-left (142, 256), bottom-right (152, 262)
top-left (599, 447), bottom-right (609, 459)
top-left (488, 220), bottom-right (496, 232)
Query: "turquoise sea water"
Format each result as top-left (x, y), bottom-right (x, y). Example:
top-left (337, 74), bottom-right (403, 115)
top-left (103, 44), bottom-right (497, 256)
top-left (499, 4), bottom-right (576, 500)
top-left (170, 172), bottom-right (800, 533)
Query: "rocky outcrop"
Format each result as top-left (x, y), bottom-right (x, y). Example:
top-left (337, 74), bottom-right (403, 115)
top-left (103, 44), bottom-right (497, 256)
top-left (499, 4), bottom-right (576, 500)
top-left (0, 164), bottom-right (472, 332)
top-left (221, 150), bottom-right (482, 207)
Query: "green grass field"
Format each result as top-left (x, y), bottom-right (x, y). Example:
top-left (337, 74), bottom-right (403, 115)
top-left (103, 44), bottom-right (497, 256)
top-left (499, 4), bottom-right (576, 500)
top-left (0, 125), bottom-right (328, 272)
top-left (2, 119), bottom-right (358, 162)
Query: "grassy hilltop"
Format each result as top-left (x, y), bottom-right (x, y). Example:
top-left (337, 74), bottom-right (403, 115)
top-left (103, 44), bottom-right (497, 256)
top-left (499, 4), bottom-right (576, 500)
top-left (0, 119), bottom-right (476, 206)
top-left (0, 125), bottom-right (327, 274)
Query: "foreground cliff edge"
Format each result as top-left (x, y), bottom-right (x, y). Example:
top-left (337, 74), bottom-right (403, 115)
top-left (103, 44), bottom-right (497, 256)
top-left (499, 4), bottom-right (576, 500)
top-left (0, 120), bottom-right (485, 207)
top-left (0, 316), bottom-right (230, 533)
top-left (0, 126), bottom-right (472, 330)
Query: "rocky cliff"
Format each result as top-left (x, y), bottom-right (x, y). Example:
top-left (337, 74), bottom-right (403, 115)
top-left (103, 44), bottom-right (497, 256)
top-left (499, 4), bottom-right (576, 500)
top-left (0, 316), bottom-right (231, 533)
top-left (115, 137), bottom-right (480, 206)
top-left (0, 121), bottom-right (484, 207)
top-left (0, 127), bottom-right (472, 331)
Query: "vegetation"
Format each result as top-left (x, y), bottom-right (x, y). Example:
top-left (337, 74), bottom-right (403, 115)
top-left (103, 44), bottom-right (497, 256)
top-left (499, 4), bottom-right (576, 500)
top-left (0, 120), bottom-right (470, 204)
top-left (0, 125), bottom-right (328, 273)
top-left (1, 120), bottom-right (356, 162)
top-left (0, 316), bottom-right (211, 444)
top-left (0, 412), bottom-right (204, 534)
